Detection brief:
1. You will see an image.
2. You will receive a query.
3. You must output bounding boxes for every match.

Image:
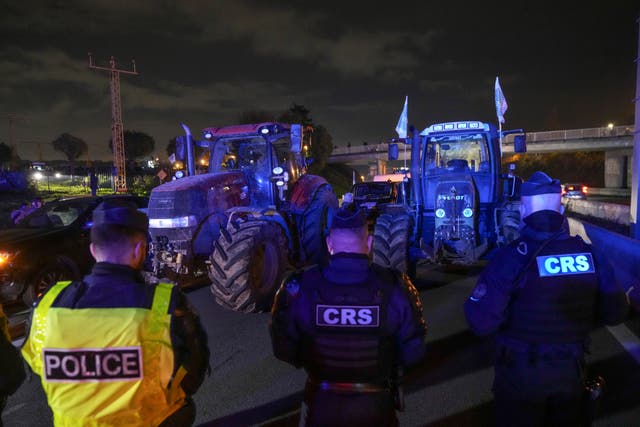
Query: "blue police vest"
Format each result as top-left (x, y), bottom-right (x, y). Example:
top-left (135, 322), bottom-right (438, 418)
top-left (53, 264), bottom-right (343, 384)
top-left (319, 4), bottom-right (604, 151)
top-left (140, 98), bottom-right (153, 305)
top-left (299, 266), bottom-right (396, 384)
top-left (503, 235), bottom-right (599, 345)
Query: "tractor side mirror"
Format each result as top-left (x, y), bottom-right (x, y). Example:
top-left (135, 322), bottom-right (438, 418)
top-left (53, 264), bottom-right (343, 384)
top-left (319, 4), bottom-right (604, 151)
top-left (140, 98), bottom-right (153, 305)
top-left (513, 134), bottom-right (527, 153)
top-left (388, 143), bottom-right (399, 161)
top-left (290, 124), bottom-right (302, 153)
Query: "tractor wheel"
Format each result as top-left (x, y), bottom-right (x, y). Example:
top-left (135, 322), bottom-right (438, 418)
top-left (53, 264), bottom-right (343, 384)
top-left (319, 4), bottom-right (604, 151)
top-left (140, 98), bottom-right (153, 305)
top-left (209, 218), bottom-right (289, 313)
top-left (299, 185), bottom-right (338, 266)
top-left (372, 213), bottom-right (415, 278)
top-left (23, 258), bottom-right (81, 307)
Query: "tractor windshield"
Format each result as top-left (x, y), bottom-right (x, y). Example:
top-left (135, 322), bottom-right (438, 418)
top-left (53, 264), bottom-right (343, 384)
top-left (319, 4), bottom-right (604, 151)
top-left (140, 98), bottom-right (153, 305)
top-left (209, 137), bottom-right (269, 174)
top-left (423, 133), bottom-right (490, 175)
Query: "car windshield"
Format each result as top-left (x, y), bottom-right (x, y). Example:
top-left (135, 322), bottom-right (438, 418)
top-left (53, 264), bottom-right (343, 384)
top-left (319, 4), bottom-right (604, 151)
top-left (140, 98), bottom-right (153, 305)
top-left (423, 133), bottom-right (490, 174)
top-left (17, 199), bottom-right (92, 229)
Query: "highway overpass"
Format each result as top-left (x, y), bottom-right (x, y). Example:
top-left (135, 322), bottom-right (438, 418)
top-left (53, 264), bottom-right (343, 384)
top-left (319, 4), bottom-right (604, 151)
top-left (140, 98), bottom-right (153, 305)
top-left (328, 124), bottom-right (634, 188)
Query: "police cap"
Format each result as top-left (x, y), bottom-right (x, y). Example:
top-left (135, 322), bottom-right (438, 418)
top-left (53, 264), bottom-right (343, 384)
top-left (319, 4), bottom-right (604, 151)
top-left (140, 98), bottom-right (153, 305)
top-left (329, 207), bottom-right (366, 230)
top-left (92, 199), bottom-right (148, 234)
top-left (521, 171), bottom-right (561, 196)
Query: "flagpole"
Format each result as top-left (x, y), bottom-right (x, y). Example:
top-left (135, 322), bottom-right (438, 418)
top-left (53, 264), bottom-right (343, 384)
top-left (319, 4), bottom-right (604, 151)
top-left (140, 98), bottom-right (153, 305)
top-left (404, 142), bottom-right (407, 170)
top-left (499, 121), bottom-right (503, 158)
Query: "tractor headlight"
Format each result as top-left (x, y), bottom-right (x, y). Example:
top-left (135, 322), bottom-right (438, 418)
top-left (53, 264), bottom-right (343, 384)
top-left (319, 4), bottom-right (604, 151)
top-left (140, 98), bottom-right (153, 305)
top-left (149, 216), bottom-right (198, 229)
top-left (462, 208), bottom-right (473, 218)
top-left (435, 208), bottom-right (445, 218)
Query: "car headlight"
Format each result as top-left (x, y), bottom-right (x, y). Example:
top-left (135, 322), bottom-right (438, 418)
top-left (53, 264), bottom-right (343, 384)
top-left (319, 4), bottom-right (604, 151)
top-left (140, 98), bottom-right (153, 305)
top-left (0, 251), bottom-right (16, 268)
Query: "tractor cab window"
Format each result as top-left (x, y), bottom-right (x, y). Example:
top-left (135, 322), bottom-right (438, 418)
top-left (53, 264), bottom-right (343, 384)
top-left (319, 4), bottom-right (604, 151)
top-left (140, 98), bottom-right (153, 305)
top-left (424, 133), bottom-right (490, 175)
top-left (209, 137), bottom-right (268, 173)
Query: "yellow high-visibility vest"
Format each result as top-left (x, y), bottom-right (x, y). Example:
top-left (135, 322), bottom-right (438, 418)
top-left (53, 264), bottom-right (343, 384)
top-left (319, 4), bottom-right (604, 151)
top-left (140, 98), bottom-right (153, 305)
top-left (22, 281), bottom-right (187, 427)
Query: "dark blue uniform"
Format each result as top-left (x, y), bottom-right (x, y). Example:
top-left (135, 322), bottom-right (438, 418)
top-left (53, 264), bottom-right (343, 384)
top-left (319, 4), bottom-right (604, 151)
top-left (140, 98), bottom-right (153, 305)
top-left (465, 210), bottom-right (628, 427)
top-left (270, 253), bottom-right (426, 427)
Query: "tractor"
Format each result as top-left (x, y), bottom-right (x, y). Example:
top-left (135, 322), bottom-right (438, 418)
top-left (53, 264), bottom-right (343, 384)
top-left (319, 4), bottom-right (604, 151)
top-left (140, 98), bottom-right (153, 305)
top-left (147, 122), bottom-right (338, 312)
top-left (372, 121), bottom-right (527, 274)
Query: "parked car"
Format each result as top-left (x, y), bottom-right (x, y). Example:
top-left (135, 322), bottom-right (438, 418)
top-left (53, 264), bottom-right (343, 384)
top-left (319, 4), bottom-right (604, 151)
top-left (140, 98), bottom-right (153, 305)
top-left (562, 183), bottom-right (588, 199)
top-left (0, 195), bottom-right (148, 307)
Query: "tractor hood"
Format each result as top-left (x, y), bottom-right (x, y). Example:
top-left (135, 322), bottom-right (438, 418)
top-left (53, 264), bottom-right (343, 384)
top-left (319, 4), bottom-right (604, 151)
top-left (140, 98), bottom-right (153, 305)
top-left (148, 171), bottom-right (250, 223)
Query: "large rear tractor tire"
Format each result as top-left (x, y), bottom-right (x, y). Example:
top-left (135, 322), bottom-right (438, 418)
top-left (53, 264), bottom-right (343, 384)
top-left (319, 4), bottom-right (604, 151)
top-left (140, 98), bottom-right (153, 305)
top-left (299, 185), bottom-right (338, 266)
top-left (209, 218), bottom-right (289, 313)
top-left (372, 213), bottom-right (415, 278)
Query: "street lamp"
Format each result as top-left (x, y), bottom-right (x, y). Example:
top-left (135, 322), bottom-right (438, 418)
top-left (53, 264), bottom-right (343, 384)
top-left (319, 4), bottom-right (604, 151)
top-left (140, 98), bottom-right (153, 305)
top-left (607, 123), bottom-right (614, 130)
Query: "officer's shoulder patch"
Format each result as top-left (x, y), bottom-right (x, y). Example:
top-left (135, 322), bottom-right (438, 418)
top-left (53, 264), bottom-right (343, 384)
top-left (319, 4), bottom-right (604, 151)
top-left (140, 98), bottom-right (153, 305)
top-left (283, 271), bottom-right (303, 296)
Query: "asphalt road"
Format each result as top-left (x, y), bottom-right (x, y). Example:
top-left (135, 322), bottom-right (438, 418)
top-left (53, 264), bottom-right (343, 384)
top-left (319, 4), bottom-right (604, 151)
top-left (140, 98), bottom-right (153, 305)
top-left (4, 262), bottom-right (640, 427)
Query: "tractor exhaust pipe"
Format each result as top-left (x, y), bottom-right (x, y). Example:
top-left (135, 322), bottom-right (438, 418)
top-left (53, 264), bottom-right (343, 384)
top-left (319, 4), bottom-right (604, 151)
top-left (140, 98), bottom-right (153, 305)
top-left (181, 123), bottom-right (196, 177)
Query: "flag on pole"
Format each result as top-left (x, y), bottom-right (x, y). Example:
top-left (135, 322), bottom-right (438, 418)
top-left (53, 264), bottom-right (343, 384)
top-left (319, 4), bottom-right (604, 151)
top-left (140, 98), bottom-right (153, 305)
top-left (494, 77), bottom-right (508, 124)
top-left (395, 95), bottom-right (408, 138)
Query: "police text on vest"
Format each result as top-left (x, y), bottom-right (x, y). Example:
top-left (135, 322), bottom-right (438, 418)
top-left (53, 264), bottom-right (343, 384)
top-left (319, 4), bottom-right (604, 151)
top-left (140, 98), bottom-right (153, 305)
top-left (43, 347), bottom-right (142, 382)
top-left (316, 305), bottom-right (380, 327)
top-left (536, 253), bottom-right (595, 277)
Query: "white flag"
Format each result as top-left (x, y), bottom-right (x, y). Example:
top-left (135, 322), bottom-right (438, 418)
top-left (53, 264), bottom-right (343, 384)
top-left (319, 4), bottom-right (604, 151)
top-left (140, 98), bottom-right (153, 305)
top-left (395, 95), bottom-right (408, 138)
top-left (494, 77), bottom-right (508, 124)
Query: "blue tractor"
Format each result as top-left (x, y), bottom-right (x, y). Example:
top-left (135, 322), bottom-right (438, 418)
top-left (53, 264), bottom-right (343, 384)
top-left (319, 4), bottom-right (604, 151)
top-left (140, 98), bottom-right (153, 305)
top-left (372, 121), bottom-right (527, 274)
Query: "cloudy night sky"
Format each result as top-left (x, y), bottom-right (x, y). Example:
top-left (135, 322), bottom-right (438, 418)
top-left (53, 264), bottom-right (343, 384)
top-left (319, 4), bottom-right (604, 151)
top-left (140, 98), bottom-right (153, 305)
top-left (0, 1), bottom-right (638, 162)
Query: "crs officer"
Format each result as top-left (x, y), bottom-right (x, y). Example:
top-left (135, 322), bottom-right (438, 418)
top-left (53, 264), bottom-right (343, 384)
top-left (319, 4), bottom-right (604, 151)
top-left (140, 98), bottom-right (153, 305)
top-left (22, 199), bottom-right (210, 427)
top-left (464, 171), bottom-right (628, 427)
top-left (270, 208), bottom-right (427, 426)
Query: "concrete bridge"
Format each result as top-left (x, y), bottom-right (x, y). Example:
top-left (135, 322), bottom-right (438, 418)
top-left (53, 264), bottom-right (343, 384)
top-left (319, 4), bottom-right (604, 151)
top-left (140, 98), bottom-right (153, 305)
top-left (328, 125), bottom-right (634, 188)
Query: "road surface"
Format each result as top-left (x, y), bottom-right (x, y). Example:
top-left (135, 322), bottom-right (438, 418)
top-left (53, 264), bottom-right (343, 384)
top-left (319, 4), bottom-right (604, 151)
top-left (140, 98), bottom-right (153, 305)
top-left (4, 261), bottom-right (640, 427)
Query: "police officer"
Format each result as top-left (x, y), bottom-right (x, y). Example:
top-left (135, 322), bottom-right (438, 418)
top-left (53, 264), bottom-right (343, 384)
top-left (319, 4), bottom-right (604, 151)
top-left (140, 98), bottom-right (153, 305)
top-left (1, 303), bottom-right (25, 427)
top-left (270, 208), bottom-right (427, 426)
top-left (22, 199), bottom-right (210, 427)
top-left (464, 171), bottom-right (628, 427)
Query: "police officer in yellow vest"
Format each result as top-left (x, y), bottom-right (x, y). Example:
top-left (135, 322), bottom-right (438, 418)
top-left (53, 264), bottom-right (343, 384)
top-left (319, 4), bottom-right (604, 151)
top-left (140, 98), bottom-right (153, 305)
top-left (22, 199), bottom-right (210, 427)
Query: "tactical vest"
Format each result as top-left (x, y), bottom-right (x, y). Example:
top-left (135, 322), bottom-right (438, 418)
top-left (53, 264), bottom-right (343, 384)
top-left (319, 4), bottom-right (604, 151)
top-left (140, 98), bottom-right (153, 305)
top-left (503, 235), bottom-right (599, 344)
top-left (21, 281), bottom-right (186, 427)
top-left (299, 266), bottom-right (396, 384)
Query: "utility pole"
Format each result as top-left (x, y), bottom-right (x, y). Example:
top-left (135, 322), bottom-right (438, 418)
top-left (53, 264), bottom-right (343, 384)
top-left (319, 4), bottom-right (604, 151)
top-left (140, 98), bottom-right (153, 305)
top-left (88, 53), bottom-right (138, 193)
top-left (631, 14), bottom-right (640, 239)
top-left (0, 113), bottom-right (27, 169)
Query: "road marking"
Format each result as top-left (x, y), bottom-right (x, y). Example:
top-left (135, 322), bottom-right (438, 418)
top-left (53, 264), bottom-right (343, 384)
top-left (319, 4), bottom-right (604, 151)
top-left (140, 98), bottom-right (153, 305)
top-left (607, 324), bottom-right (640, 365)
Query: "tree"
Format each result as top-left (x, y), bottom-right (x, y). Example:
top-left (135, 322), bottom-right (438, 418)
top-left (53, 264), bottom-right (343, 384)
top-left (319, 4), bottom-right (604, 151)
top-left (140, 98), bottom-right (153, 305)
top-left (166, 137), bottom-right (178, 158)
top-left (277, 103), bottom-right (313, 127)
top-left (308, 124), bottom-right (333, 174)
top-left (0, 142), bottom-right (11, 169)
top-left (52, 133), bottom-right (88, 176)
top-left (109, 130), bottom-right (155, 160)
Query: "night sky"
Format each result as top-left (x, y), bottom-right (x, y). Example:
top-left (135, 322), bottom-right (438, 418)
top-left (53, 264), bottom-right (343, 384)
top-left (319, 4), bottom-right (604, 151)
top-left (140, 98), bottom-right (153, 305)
top-left (1, 1), bottom-right (638, 161)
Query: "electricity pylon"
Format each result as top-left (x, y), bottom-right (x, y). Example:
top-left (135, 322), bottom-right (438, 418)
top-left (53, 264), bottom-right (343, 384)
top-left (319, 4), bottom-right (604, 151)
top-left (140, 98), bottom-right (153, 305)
top-left (88, 53), bottom-right (138, 193)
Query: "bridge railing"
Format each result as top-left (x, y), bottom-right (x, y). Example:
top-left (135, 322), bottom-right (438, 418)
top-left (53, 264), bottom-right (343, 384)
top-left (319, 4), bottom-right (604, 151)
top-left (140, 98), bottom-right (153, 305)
top-left (504, 125), bottom-right (634, 144)
top-left (330, 125), bottom-right (635, 157)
